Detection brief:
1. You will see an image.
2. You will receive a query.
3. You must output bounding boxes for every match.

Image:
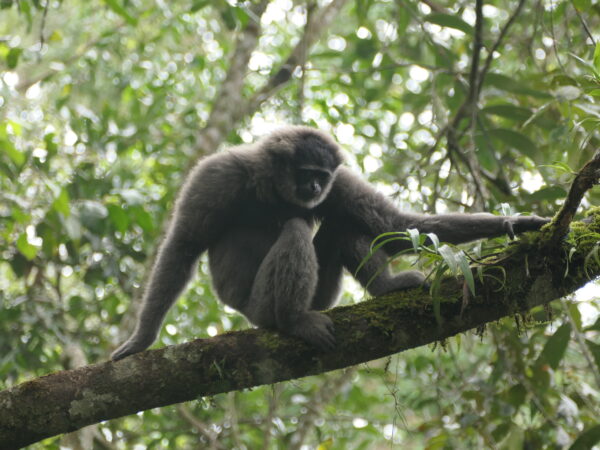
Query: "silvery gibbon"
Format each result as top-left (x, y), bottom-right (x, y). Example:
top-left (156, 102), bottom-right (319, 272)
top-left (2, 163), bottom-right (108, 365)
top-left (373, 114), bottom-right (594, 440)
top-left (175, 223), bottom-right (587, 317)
top-left (111, 126), bottom-right (547, 360)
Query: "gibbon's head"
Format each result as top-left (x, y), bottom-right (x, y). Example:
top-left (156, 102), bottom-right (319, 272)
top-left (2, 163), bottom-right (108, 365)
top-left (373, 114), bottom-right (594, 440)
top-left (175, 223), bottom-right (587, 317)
top-left (262, 126), bottom-right (344, 209)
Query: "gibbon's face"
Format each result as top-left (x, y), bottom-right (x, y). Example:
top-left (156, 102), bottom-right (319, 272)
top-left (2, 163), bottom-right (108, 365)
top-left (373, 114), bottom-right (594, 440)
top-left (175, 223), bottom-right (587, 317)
top-left (286, 132), bottom-right (341, 208)
top-left (265, 127), bottom-right (343, 209)
top-left (294, 165), bottom-right (333, 206)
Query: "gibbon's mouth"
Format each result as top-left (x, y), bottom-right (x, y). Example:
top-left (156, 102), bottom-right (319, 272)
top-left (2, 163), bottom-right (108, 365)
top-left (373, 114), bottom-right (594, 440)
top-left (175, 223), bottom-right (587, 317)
top-left (289, 194), bottom-right (324, 209)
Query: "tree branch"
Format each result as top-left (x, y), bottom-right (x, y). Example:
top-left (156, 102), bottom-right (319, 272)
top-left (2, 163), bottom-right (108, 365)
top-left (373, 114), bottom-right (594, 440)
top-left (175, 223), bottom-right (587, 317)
top-left (243, 0), bottom-right (350, 118)
top-left (2, 213), bottom-right (600, 447)
top-left (195, 0), bottom-right (270, 155)
top-left (195, 0), bottom-right (349, 155)
top-left (475, 0), bottom-right (527, 96)
top-left (548, 150), bottom-right (600, 243)
top-left (441, 0), bottom-right (527, 207)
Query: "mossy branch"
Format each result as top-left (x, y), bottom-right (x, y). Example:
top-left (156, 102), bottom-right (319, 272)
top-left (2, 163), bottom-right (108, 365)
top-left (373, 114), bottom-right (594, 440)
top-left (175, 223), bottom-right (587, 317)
top-left (2, 213), bottom-right (600, 448)
top-left (549, 150), bottom-right (600, 243)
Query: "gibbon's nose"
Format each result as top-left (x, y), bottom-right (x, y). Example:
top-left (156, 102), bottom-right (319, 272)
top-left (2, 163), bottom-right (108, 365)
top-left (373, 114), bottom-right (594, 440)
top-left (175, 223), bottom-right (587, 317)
top-left (311, 181), bottom-right (321, 195)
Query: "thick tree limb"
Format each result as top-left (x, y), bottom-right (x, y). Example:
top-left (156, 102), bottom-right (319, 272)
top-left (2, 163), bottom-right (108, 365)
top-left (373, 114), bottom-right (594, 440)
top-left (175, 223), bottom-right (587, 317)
top-left (2, 214), bottom-right (600, 448)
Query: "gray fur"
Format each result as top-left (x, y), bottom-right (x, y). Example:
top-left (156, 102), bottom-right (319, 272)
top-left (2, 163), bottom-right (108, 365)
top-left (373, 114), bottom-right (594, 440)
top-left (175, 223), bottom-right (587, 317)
top-left (111, 126), bottom-right (548, 360)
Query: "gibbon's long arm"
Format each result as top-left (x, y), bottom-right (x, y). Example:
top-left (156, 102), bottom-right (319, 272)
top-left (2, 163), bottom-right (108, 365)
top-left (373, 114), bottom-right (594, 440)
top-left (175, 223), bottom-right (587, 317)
top-left (111, 154), bottom-right (243, 361)
top-left (324, 167), bottom-right (549, 248)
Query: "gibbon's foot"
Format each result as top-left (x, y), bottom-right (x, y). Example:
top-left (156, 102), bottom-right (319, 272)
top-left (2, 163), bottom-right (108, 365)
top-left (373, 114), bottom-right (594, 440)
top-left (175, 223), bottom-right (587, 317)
top-left (368, 270), bottom-right (427, 297)
top-left (111, 334), bottom-right (155, 361)
top-left (288, 311), bottom-right (336, 352)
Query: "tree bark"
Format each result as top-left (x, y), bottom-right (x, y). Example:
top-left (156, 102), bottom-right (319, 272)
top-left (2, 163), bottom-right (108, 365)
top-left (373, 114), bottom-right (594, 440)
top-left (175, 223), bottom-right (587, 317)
top-left (1, 214), bottom-right (599, 448)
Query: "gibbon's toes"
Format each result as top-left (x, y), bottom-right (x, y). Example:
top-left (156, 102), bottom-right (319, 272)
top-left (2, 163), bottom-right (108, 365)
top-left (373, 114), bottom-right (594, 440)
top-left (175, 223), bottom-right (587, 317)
top-left (402, 270), bottom-right (427, 288)
top-left (511, 215), bottom-right (551, 235)
top-left (111, 339), bottom-right (147, 361)
top-left (325, 318), bottom-right (335, 333)
top-left (292, 312), bottom-right (336, 352)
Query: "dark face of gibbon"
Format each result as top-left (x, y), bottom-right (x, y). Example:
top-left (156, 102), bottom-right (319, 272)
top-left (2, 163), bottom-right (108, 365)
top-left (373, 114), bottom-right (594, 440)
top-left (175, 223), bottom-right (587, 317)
top-left (267, 128), bottom-right (343, 209)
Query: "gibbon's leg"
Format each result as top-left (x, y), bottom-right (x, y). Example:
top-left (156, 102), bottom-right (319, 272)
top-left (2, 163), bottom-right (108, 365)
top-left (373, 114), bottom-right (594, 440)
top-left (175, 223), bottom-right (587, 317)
top-left (311, 219), bottom-right (424, 298)
top-left (244, 218), bottom-right (336, 351)
top-left (340, 228), bottom-right (426, 296)
top-left (311, 221), bottom-right (344, 311)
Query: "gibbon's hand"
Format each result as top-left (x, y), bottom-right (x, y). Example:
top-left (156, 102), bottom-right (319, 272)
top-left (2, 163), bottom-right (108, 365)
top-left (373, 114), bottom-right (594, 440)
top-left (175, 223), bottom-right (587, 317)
top-left (503, 215), bottom-right (550, 240)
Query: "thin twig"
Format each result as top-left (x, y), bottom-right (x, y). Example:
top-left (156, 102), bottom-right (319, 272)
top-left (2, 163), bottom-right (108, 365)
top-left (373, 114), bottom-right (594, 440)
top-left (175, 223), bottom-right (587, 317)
top-left (571, 3), bottom-right (596, 45)
top-left (288, 369), bottom-right (356, 450)
top-left (561, 300), bottom-right (600, 390)
top-left (476, 0), bottom-right (527, 95)
top-left (468, 0), bottom-right (484, 105)
top-left (177, 404), bottom-right (225, 450)
top-left (38, 0), bottom-right (50, 62)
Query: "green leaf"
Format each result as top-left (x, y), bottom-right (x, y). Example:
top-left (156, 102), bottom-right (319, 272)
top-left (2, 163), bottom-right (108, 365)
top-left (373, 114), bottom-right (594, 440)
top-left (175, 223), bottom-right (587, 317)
top-left (585, 339), bottom-right (600, 372)
top-left (438, 245), bottom-right (458, 275)
top-left (119, 189), bottom-right (145, 205)
top-left (426, 233), bottom-right (439, 252)
top-left (424, 13), bottom-right (473, 34)
top-left (569, 424), bottom-right (600, 450)
top-left (107, 204), bottom-right (129, 233)
top-left (499, 203), bottom-right (512, 216)
top-left (554, 85), bottom-right (581, 101)
top-left (406, 228), bottom-right (421, 252)
top-left (191, 0), bottom-right (209, 12)
top-left (79, 200), bottom-right (108, 223)
top-left (525, 186), bottom-right (567, 203)
top-left (16, 233), bottom-right (37, 261)
top-left (63, 215), bottom-right (82, 241)
top-left (506, 384), bottom-right (526, 408)
top-left (1, 138), bottom-right (25, 166)
top-left (220, 5), bottom-right (238, 30)
top-left (37, 222), bottom-right (57, 257)
top-left (7, 47), bottom-right (22, 69)
top-left (481, 104), bottom-right (532, 122)
top-left (536, 322), bottom-right (571, 370)
top-left (473, 133), bottom-right (497, 172)
top-left (356, 38), bottom-right (377, 60)
top-left (103, 0), bottom-right (137, 25)
top-left (568, 302), bottom-right (582, 331)
top-left (44, 132), bottom-right (58, 157)
top-left (488, 128), bottom-right (537, 161)
top-left (52, 188), bottom-right (71, 217)
top-left (456, 250), bottom-right (475, 296)
top-left (593, 41), bottom-right (600, 73)
top-left (484, 73), bottom-right (552, 99)
top-left (131, 205), bottom-right (154, 232)
top-left (540, 161), bottom-right (574, 174)
top-left (573, 0), bottom-right (591, 10)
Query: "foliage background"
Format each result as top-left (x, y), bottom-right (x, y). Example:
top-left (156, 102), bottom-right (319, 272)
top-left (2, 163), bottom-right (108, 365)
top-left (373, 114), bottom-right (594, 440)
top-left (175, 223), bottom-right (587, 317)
top-left (1, 0), bottom-right (600, 448)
